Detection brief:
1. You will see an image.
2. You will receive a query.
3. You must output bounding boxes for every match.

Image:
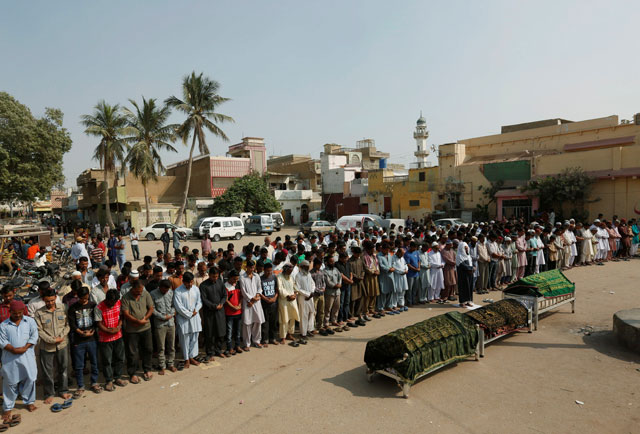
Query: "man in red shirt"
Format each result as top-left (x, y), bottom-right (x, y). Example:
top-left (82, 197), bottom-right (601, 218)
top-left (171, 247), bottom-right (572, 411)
top-left (0, 286), bottom-right (15, 323)
top-left (95, 289), bottom-right (128, 391)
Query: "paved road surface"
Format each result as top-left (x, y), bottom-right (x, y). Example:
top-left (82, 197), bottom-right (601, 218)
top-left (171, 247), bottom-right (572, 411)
top-left (17, 236), bottom-right (640, 434)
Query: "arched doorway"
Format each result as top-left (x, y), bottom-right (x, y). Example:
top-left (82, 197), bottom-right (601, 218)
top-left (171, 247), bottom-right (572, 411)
top-left (301, 204), bottom-right (309, 223)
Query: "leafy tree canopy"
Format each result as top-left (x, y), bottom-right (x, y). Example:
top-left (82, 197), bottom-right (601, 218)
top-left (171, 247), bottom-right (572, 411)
top-left (0, 92), bottom-right (72, 202)
top-left (524, 167), bottom-right (596, 211)
top-left (211, 173), bottom-right (281, 216)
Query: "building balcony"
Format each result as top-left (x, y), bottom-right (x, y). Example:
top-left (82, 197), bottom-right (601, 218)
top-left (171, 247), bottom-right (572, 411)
top-left (409, 161), bottom-right (433, 169)
top-left (274, 190), bottom-right (313, 201)
top-left (383, 175), bottom-right (408, 183)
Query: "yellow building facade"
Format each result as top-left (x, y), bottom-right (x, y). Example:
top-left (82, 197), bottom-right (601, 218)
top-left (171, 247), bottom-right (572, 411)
top-left (437, 115), bottom-right (640, 220)
top-left (367, 167), bottom-right (439, 219)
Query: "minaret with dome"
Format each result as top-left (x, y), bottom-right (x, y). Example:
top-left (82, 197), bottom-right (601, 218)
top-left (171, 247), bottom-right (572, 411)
top-left (413, 111), bottom-right (429, 168)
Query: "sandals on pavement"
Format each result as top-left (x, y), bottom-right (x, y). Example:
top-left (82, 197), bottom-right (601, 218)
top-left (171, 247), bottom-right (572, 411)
top-left (90, 384), bottom-right (103, 394)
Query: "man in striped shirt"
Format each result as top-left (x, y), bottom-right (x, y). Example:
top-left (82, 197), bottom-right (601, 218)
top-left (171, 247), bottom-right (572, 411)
top-left (90, 240), bottom-right (105, 268)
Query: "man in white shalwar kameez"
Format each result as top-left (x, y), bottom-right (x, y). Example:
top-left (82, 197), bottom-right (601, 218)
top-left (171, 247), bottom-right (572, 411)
top-left (567, 222), bottom-right (578, 266)
top-left (534, 230), bottom-right (545, 273)
top-left (276, 265), bottom-right (299, 343)
top-left (562, 225), bottom-right (573, 269)
top-left (1, 300), bottom-right (39, 419)
top-left (390, 248), bottom-right (408, 310)
top-left (578, 223), bottom-right (594, 264)
top-left (427, 242), bottom-right (445, 302)
top-left (238, 261), bottom-right (265, 349)
top-left (295, 261), bottom-right (316, 340)
top-left (418, 244), bottom-right (431, 303)
top-left (595, 221), bottom-right (609, 262)
top-left (173, 272), bottom-right (202, 367)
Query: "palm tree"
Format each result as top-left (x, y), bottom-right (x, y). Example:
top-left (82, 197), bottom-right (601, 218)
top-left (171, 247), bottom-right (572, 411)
top-left (123, 97), bottom-right (177, 226)
top-left (165, 72), bottom-right (234, 225)
top-left (81, 101), bottom-right (129, 230)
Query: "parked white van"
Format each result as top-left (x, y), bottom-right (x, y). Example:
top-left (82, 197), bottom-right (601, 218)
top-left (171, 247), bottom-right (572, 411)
top-left (192, 216), bottom-right (217, 238)
top-left (382, 218), bottom-right (405, 231)
top-left (208, 217), bottom-right (245, 241)
top-left (335, 214), bottom-right (383, 232)
top-left (231, 213), bottom-right (252, 225)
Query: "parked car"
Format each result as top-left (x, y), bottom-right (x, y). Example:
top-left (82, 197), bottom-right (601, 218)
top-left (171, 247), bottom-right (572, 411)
top-left (299, 220), bottom-right (335, 237)
top-left (208, 217), bottom-right (244, 241)
top-left (308, 210), bottom-right (323, 222)
top-left (140, 223), bottom-right (193, 241)
top-left (244, 215), bottom-right (274, 235)
top-left (433, 218), bottom-right (466, 228)
top-left (260, 212), bottom-right (284, 231)
top-left (335, 214), bottom-right (383, 232)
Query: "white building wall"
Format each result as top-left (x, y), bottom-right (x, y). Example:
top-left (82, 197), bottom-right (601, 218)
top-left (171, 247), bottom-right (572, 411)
top-left (322, 166), bottom-right (357, 194)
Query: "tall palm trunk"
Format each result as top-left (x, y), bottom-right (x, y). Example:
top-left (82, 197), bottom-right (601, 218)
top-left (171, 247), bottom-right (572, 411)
top-left (174, 133), bottom-right (197, 226)
top-left (104, 167), bottom-right (115, 229)
top-left (143, 180), bottom-right (151, 227)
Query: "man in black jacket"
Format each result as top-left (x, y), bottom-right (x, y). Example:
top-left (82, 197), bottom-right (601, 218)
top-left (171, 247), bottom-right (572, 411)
top-left (199, 267), bottom-right (227, 360)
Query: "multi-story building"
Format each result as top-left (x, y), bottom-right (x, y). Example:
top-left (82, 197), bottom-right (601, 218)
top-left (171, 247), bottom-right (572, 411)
top-left (320, 140), bottom-right (394, 219)
top-left (437, 114), bottom-right (640, 219)
top-left (166, 137), bottom-right (266, 198)
top-left (267, 154), bottom-right (321, 191)
top-left (367, 167), bottom-right (438, 219)
top-left (74, 137), bottom-right (269, 228)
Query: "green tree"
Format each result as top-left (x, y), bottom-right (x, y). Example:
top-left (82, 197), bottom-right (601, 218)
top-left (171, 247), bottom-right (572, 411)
top-left (165, 72), bottom-right (234, 226)
top-left (524, 167), bottom-right (597, 221)
top-left (0, 93), bottom-right (72, 205)
top-left (475, 180), bottom-right (504, 221)
top-left (123, 97), bottom-right (177, 226)
top-left (80, 101), bottom-right (130, 229)
top-left (211, 173), bottom-right (281, 216)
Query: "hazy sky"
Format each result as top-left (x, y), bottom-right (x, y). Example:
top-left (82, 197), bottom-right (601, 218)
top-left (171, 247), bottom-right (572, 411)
top-left (2, 0), bottom-right (640, 187)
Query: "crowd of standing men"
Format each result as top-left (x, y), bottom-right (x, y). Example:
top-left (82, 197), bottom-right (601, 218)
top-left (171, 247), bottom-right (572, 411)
top-left (1, 213), bottom-right (638, 428)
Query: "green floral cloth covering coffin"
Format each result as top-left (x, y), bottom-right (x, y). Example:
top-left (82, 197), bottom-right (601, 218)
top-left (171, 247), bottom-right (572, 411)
top-left (504, 269), bottom-right (575, 298)
top-left (364, 311), bottom-right (478, 384)
top-left (465, 299), bottom-right (529, 337)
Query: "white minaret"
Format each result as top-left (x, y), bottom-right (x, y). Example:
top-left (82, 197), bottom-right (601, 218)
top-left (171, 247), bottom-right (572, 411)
top-left (413, 111), bottom-right (429, 168)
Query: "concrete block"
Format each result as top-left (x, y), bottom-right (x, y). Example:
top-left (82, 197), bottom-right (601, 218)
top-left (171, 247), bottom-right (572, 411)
top-left (613, 308), bottom-right (640, 354)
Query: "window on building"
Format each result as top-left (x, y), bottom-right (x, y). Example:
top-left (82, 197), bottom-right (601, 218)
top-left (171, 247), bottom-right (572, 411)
top-left (419, 172), bottom-right (425, 182)
top-left (409, 200), bottom-right (420, 207)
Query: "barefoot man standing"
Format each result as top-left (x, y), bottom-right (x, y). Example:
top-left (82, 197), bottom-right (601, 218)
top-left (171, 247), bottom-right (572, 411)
top-left (0, 300), bottom-right (39, 425)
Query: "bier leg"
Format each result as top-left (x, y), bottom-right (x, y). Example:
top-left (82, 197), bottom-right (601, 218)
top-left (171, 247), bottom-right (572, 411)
top-left (401, 383), bottom-right (410, 399)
